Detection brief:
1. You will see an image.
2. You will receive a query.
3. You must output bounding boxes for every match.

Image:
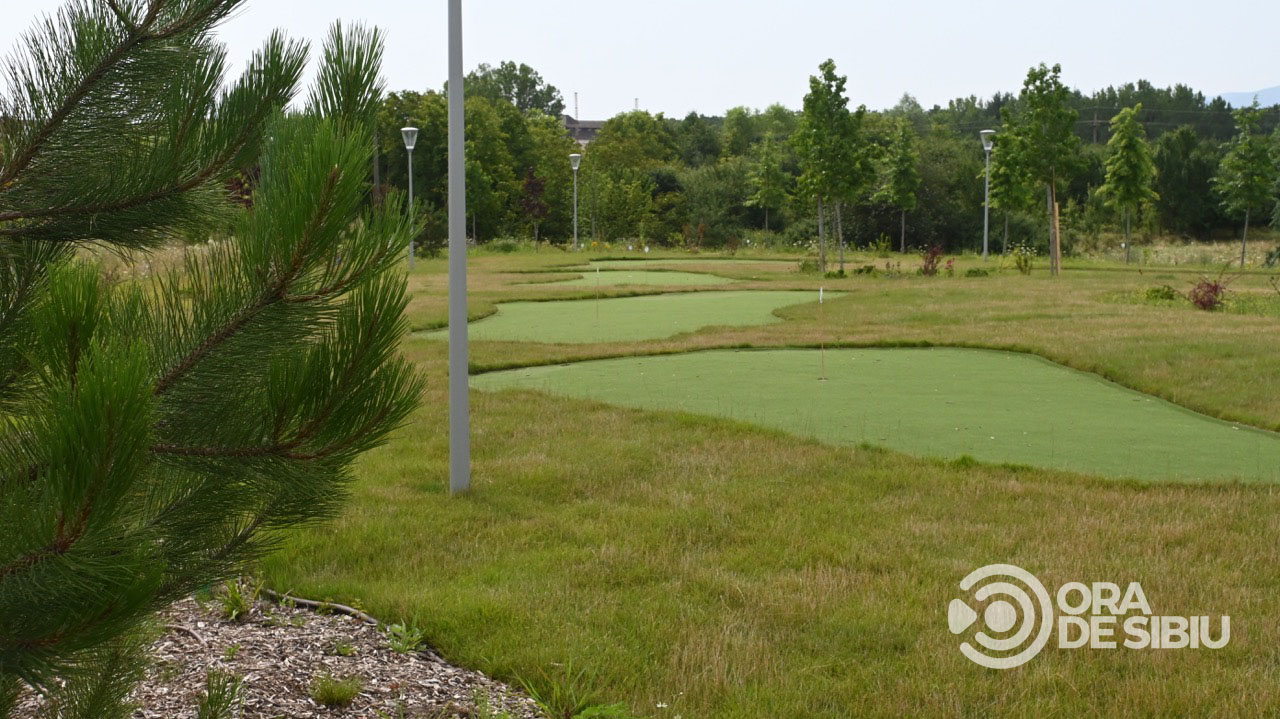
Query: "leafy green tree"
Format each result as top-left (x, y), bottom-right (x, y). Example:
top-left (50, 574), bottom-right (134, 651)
top-left (680, 156), bottom-right (751, 245)
top-left (525, 112), bottom-right (578, 242)
top-left (1213, 103), bottom-right (1279, 265)
top-left (521, 167), bottom-right (549, 244)
top-left (987, 132), bottom-right (1039, 253)
top-left (464, 96), bottom-right (518, 242)
top-left (1097, 104), bottom-right (1159, 262)
top-left (465, 60), bottom-right (565, 116)
top-left (721, 106), bottom-right (761, 158)
top-left (796, 59), bottom-right (857, 272)
top-left (748, 133), bottom-right (790, 231)
top-left (0, 3), bottom-right (420, 717)
top-left (1000, 63), bottom-right (1081, 275)
top-left (1152, 126), bottom-right (1224, 239)
top-left (676, 112), bottom-right (722, 168)
top-left (874, 119), bottom-right (921, 251)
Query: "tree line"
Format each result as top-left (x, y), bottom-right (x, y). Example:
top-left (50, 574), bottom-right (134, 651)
top-left (375, 61), bottom-right (1280, 264)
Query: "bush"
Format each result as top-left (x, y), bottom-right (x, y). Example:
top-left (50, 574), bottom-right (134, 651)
top-left (964, 268), bottom-right (989, 278)
top-left (824, 269), bottom-right (846, 279)
top-left (867, 234), bottom-right (893, 257)
top-left (491, 239), bottom-right (521, 253)
top-left (854, 265), bottom-right (877, 276)
top-left (798, 259), bottom-right (820, 274)
top-left (1189, 273), bottom-right (1231, 311)
top-left (1012, 242), bottom-right (1035, 275)
top-left (1145, 285), bottom-right (1180, 301)
top-left (918, 245), bottom-right (944, 276)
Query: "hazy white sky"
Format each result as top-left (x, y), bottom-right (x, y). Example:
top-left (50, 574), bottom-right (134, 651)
top-left (3, 0), bottom-right (1277, 118)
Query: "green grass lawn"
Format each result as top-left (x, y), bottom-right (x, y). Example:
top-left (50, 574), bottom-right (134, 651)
top-left (265, 249), bottom-right (1280, 718)
top-left (420, 290), bottom-right (831, 344)
top-left (532, 269), bottom-right (737, 287)
top-left (473, 347), bottom-right (1280, 483)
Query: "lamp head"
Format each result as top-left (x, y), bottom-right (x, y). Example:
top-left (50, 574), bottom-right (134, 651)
top-left (980, 129), bottom-right (996, 152)
top-left (569, 153), bottom-right (582, 171)
top-left (401, 126), bottom-right (419, 151)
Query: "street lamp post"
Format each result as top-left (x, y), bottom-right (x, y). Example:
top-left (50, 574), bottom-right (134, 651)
top-left (980, 130), bottom-right (996, 261)
top-left (401, 127), bottom-right (418, 268)
top-left (569, 153), bottom-right (582, 251)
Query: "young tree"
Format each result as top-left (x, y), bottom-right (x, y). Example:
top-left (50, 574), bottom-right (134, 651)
top-left (1000, 63), bottom-right (1081, 275)
top-left (874, 119), bottom-right (921, 252)
top-left (0, 3), bottom-right (420, 716)
top-left (1212, 103), bottom-right (1279, 266)
top-left (747, 133), bottom-right (790, 231)
top-left (1152, 125), bottom-right (1223, 239)
top-left (796, 59), bottom-right (853, 273)
top-left (1097, 104), bottom-right (1159, 263)
top-left (988, 132), bottom-right (1039, 253)
top-left (521, 167), bottom-right (549, 245)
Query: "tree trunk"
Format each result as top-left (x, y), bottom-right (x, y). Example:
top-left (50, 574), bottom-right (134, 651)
top-left (1047, 176), bottom-right (1061, 277)
top-left (900, 209), bottom-right (907, 253)
top-left (764, 207), bottom-right (769, 233)
top-left (817, 197), bottom-right (826, 274)
top-left (1124, 209), bottom-right (1131, 264)
top-left (836, 200), bottom-right (845, 273)
top-left (1002, 213), bottom-right (1009, 255)
top-left (1242, 210), bottom-right (1250, 267)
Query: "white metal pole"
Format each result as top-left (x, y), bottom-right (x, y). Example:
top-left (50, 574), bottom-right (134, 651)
top-left (572, 167), bottom-right (579, 251)
top-left (982, 149), bottom-right (991, 261)
top-left (447, 0), bottom-right (470, 494)
top-left (407, 148), bottom-right (414, 269)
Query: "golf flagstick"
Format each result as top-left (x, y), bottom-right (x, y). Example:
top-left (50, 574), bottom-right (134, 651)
top-left (819, 286), bottom-right (827, 381)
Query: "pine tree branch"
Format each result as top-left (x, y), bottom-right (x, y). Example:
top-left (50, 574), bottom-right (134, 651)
top-left (152, 166), bottom-right (340, 395)
top-left (0, 100), bottom-right (270, 230)
top-left (0, 4), bottom-right (163, 188)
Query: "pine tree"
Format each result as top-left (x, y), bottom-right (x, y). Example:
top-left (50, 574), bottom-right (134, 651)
top-left (0, 2), bottom-right (421, 716)
top-left (1098, 104), bottom-right (1159, 263)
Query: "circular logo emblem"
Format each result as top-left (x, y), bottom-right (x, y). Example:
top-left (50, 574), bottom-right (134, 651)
top-left (948, 564), bottom-right (1053, 669)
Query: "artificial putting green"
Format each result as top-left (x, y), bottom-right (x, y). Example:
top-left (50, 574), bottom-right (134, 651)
top-left (533, 269), bottom-right (736, 287)
top-left (473, 347), bottom-right (1280, 483)
top-left (422, 290), bottom-right (829, 344)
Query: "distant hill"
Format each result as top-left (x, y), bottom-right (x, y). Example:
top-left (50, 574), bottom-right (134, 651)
top-left (1219, 86), bottom-right (1280, 108)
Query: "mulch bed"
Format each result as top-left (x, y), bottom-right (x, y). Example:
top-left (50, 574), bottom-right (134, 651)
top-left (15, 596), bottom-right (544, 719)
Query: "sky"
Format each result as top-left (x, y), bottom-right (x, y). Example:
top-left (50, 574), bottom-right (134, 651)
top-left (2, 0), bottom-right (1278, 119)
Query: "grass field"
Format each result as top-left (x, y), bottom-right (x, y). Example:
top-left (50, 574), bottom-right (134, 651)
top-left (473, 347), bottom-right (1280, 483)
top-left (532, 269), bottom-right (737, 287)
top-left (420, 290), bottom-right (832, 344)
top-left (263, 248), bottom-right (1280, 718)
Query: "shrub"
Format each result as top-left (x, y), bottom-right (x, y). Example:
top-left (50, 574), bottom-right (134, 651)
top-left (1189, 276), bottom-right (1230, 310)
top-left (918, 245), bottom-right (944, 276)
top-left (1012, 243), bottom-right (1035, 275)
top-left (964, 268), bottom-right (989, 278)
top-left (867, 234), bottom-right (893, 257)
top-left (1145, 285), bottom-right (1180, 302)
top-left (824, 269), bottom-right (846, 279)
top-left (310, 674), bottom-right (363, 708)
top-left (798, 259), bottom-right (821, 274)
top-left (854, 265), bottom-right (877, 276)
top-left (491, 239), bottom-right (521, 254)
top-left (944, 258), bottom-right (956, 277)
